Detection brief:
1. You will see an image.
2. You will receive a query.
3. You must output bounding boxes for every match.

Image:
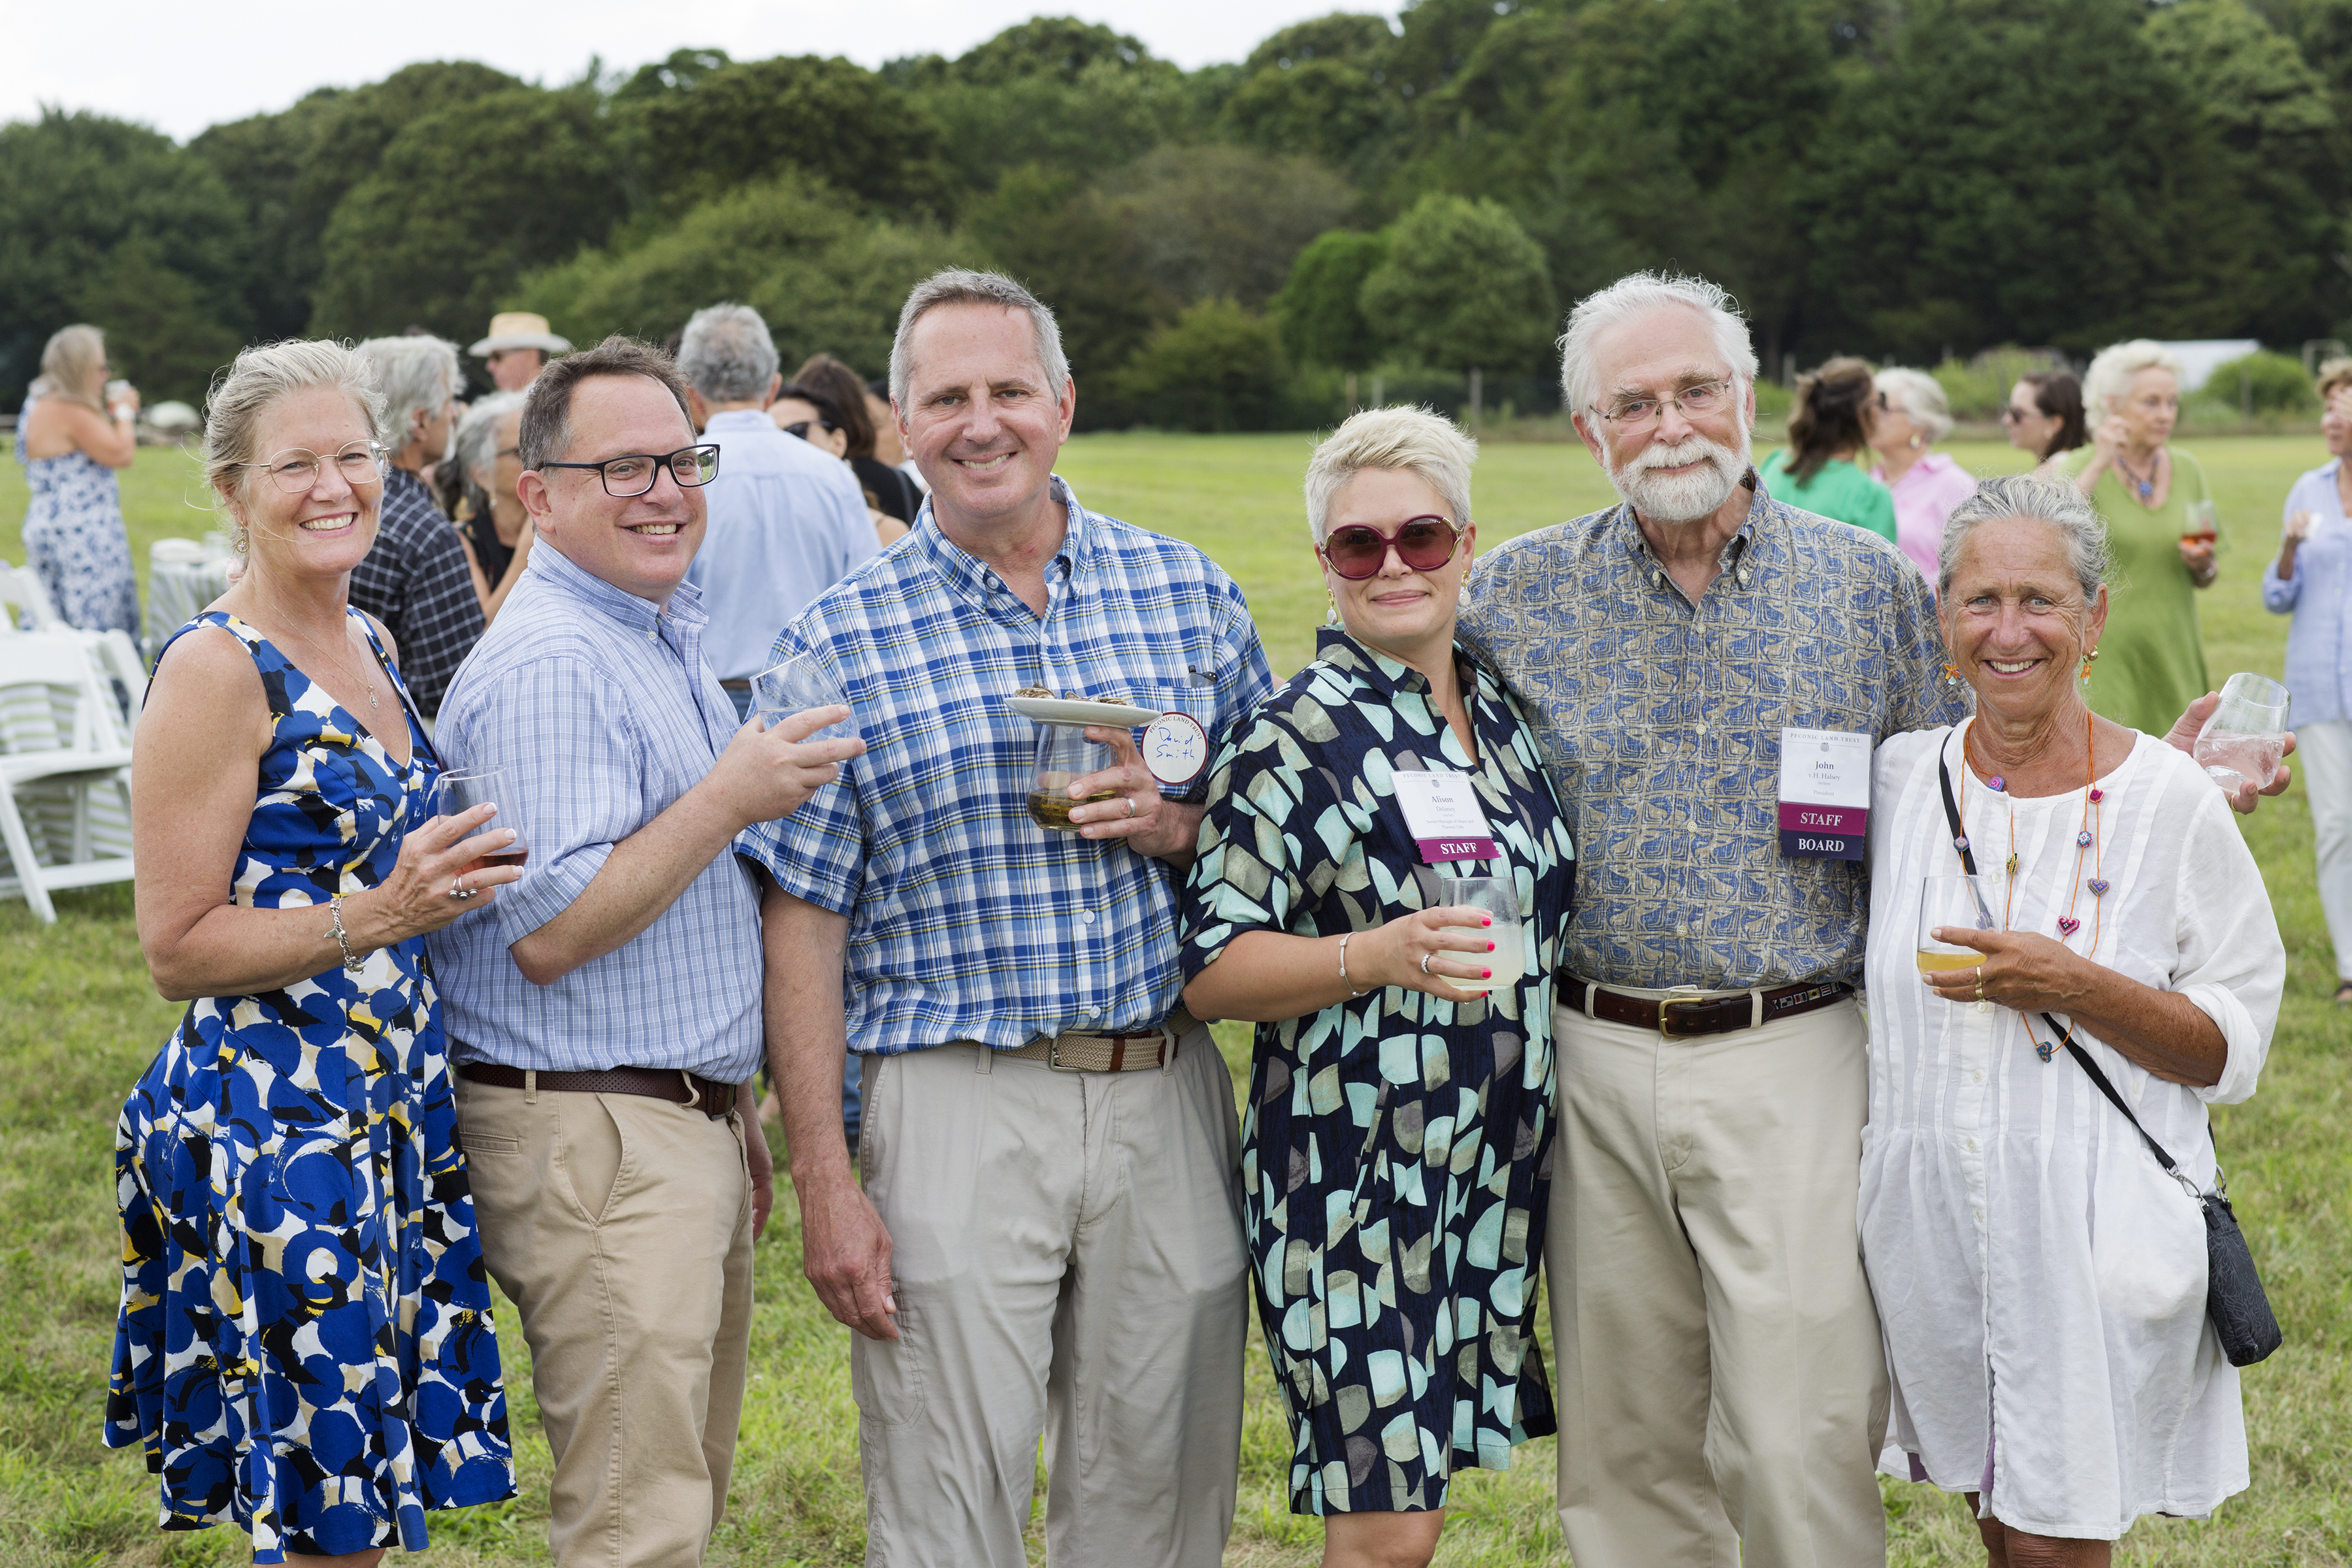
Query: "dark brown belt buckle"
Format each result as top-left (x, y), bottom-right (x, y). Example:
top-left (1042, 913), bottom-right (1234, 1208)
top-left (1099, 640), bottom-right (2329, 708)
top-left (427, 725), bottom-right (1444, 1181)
top-left (1656, 987), bottom-right (1711, 1040)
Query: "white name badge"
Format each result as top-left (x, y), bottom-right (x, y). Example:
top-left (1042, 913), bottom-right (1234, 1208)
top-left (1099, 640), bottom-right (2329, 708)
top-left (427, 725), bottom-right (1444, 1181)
top-left (1142, 713), bottom-right (1209, 785)
top-left (1392, 770), bottom-right (1499, 862)
top-left (1777, 727), bottom-right (1871, 860)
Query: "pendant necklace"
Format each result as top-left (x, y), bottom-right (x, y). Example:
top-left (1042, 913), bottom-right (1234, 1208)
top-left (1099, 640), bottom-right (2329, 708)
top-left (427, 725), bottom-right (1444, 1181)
top-left (294, 619), bottom-right (380, 713)
top-left (2112, 449), bottom-right (2159, 502)
top-left (1963, 713), bottom-right (2110, 1060)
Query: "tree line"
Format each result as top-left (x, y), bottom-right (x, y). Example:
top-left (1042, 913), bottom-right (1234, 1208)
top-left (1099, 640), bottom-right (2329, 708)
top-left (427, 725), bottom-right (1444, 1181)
top-left (5, 0), bottom-right (2349, 430)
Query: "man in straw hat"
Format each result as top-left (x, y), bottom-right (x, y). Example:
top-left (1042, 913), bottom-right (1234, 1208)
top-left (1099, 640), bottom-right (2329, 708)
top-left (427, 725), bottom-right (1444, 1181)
top-left (471, 311), bottom-right (571, 392)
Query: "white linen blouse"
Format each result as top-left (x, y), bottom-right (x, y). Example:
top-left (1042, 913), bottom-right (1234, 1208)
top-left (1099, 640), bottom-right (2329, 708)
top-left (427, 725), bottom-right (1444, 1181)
top-left (1860, 724), bottom-right (2283, 1539)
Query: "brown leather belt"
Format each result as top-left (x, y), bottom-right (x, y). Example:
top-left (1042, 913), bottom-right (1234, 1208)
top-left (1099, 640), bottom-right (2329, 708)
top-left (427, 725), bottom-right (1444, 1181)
top-left (1560, 977), bottom-right (1853, 1040)
top-left (974, 1008), bottom-right (1199, 1072)
top-left (719, 679), bottom-right (752, 692)
top-left (458, 1062), bottom-right (739, 1119)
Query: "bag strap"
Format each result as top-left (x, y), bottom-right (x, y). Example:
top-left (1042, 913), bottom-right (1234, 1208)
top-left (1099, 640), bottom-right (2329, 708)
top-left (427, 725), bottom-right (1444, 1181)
top-left (1933, 745), bottom-right (2190, 1183)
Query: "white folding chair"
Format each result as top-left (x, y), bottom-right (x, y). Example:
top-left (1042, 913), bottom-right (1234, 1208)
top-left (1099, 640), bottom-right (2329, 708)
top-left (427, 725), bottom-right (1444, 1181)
top-left (0, 559), bottom-right (65, 633)
top-left (0, 632), bottom-right (136, 923)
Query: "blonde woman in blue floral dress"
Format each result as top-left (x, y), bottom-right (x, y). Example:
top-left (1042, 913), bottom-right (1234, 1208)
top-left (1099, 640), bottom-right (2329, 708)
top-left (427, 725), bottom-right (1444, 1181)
top-left (108, 342), bottom-right (522, 1565)
top-left (1181, 408), bottom-right (1575, 1568)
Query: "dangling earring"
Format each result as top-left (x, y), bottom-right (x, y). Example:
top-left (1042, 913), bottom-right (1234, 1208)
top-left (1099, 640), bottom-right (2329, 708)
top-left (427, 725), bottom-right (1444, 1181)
top-left (1910, 433), bottom-right (1924, 449)
top-left (1942, 662), bottom-right (1961, 683)
top-left (2081, 647), bottom-right (2099, 683)
top-left (1325, 589), bottom-right (1339, 625)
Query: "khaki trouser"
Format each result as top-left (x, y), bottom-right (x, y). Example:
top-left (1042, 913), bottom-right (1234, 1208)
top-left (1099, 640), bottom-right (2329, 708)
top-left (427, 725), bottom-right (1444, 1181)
top-left (1548, 996), bottom-right (1889, 1568)
top-left (853, 1028), bottom-right (1248, 1568)
top-left (455, 1077), bottom-right (754, 1568)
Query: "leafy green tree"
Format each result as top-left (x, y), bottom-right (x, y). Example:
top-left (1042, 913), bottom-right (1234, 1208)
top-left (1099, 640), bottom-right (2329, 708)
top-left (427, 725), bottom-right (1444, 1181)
top-left (0, 110), bottom-right (248, 406)
top-left (515, 177), bottom-right (971, 376)
top-left (920, 59), bottom-right (1194, 192)
top-left (942, 18), bottom-right (1156, 84)
top-left (310, 85), bottom-right (623, 344)
top-left (613, 54), bottom-right (951, 218)
top-left (1099, 145), bottom-right (1356, 310)
top-left (2203, 348), bottom-right (2319, 413)
top-left (1805, 0), bottom-right (2295, 359)
top-left (1274, 230), bottom-right (1390, 406)
top-left (190, 62), bottom-right (524, 342)
top-left (1111, 299), bottom-right (1288, 431)
top-left (1360, 194), bottom-right (1556, 419)
top-left (69, 240), bottom-right (244, 404)
top-left (1218, 14), bottom-right (1400, 172)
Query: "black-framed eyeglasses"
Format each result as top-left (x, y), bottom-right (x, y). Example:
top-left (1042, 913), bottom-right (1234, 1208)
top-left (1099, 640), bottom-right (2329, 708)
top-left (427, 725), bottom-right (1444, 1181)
top-left (1318, 515), bottom-right (1463, 580)
top-left (781, 421), bottom-right (840, 441)
top-left (241, 441), bottom-right (388, 494)
top-left (538, 444), bottom-right (720, 497)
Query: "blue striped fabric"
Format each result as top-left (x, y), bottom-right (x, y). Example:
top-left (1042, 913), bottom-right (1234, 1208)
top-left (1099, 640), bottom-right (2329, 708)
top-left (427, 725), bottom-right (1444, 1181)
top-left (427, 543), bottom-right (765, 1081)
top-left (740, 477), bottom-right (1275, 1054)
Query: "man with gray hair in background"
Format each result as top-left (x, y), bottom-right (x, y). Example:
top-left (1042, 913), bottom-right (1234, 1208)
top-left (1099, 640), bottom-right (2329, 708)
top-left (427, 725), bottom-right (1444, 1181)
top-left (1456, 272), bottom-right (2290, 1568)
top-left (749, 269), bottom-right (1272, 1567)
top-left (350, 334), bottom-right (486, 715)
top-left (676, 302), bottom-right (876, 720)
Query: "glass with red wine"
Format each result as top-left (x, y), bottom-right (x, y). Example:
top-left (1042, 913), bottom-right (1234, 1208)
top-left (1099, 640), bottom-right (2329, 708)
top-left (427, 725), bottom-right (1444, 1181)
top-left (428, 766), bottom-right (531, 874)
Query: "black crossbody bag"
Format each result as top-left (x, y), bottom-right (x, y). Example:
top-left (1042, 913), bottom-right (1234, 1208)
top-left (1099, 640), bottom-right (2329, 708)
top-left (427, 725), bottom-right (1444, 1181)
top-left (1935, 751), bottom-right (2281, 1367)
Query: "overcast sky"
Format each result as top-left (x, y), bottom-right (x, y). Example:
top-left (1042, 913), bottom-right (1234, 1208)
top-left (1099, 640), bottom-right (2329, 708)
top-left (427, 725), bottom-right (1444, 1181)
top-left (7, 0), bottom-right (1382, 143)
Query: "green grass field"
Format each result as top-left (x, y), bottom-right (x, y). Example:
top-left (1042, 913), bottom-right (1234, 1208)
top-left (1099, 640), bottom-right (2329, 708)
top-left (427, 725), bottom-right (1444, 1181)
top-left (3, 433), bottom-right (2347, 1566)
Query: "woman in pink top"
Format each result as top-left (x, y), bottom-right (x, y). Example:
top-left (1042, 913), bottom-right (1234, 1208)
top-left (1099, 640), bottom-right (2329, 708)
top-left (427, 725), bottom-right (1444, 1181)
top-left (1869, 367), bottom-right (1976, 589)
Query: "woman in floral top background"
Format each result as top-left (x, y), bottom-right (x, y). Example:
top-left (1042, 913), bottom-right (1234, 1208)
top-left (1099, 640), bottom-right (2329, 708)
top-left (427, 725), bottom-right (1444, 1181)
top-left (1180, 407), bottom-right (1575, 1568)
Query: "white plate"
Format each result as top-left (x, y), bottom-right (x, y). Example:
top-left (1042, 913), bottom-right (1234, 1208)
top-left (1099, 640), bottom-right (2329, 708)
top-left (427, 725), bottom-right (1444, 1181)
top-left (1005, 694), bottom-right (1163, 728)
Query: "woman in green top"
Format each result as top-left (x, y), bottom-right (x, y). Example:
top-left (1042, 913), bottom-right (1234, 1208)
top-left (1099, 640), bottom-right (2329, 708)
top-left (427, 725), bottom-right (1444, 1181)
top-left (2051, 339), bottom-right (2218, 736)
top-left (1759, 355), bottom-right (1898, 543)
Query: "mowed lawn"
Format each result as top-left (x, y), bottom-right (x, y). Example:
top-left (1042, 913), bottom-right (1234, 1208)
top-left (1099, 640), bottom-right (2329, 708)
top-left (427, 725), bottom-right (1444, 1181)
top-left (2, 431), bottom-right (2347, 1566)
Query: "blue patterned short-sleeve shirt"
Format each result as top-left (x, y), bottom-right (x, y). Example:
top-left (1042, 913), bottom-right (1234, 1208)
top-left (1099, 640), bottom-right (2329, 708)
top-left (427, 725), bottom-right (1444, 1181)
top-left (1457, 480), bottom-right (1968, 992)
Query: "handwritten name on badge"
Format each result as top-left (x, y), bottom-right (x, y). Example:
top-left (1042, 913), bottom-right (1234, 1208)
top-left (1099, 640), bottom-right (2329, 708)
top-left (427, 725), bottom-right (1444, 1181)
top-left (1142, 713), bottom-right (1209, 786)
top-left (1776, 727), bottom-right (1871, 861)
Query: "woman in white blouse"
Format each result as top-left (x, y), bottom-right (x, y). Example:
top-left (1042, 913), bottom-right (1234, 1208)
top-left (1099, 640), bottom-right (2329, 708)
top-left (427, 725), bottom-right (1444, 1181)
top-left (1861, 474), bottom-right (2283, 1564)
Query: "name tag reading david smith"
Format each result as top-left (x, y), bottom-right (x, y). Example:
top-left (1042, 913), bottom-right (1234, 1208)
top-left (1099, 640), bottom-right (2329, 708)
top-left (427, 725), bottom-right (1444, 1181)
top-left (1776, 727), bottom-right (1871, 860)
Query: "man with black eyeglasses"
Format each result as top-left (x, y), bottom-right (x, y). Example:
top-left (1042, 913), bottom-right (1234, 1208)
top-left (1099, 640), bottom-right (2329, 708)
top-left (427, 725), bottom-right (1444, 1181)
top-left (676, 303), bottom-right (877, 721)
top-left (429, 336), bottom-right (862, 1567)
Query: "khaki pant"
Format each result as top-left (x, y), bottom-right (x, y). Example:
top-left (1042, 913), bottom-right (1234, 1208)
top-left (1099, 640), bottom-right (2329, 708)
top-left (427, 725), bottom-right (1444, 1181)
top-left (1548, 996), bottom-right (1888, 1568)
top-left (853, 1028), bottom-right (1248, 1568)
top-left (455, 1077), bottom-right (754, 1568)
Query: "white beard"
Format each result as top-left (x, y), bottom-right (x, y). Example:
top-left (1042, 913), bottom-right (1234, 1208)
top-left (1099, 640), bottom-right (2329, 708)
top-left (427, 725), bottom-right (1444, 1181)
top-left (1607, 427), bottom-right (1753, 524)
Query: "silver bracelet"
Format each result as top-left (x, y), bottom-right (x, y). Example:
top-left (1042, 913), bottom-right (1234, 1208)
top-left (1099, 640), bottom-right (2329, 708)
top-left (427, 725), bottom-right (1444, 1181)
top-left (1338, 932), bottom-right (1365, 997)
top-left (325, 894), bottom-right (365, 973)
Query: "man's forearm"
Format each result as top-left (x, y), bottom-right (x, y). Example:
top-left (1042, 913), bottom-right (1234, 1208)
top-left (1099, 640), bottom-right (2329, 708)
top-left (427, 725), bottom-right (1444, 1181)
top-left (764, 892), bottom-right (858, 1184)
top-left (510, 778), bottom-right (744, 984)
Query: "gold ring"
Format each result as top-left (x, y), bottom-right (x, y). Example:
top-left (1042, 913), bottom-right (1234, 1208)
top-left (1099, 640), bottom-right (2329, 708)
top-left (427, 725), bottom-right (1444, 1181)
top-left (1974, 973), bottom-right (1986, 1002)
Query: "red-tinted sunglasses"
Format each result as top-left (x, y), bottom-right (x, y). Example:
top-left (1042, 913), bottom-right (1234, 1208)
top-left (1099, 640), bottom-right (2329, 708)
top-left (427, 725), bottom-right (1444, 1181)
top-left (1318, 515), bottom-right (1463, 580)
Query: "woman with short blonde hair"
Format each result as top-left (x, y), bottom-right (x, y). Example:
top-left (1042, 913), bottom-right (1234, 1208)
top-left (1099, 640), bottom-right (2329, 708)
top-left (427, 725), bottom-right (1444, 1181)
top-left (13, 324), bottom-right (140, 639)
top-left (2053, 338), bottom-right (2218, 735)
top-left (1868, 367), bottom-right (1975, 586)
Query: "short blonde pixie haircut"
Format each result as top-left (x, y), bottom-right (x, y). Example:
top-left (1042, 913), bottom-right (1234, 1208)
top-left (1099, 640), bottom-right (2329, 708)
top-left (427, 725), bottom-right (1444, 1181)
top-left (1303, 406), bottom-right (1478, 544)
top-left (2082, 338), bottom-right (2186, 419)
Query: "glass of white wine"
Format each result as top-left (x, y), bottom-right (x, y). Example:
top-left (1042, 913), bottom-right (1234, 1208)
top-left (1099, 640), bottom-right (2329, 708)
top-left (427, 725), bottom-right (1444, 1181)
top-left (1433, 872), bottom-right (1523, 996)
top-left (1918, 873), bottom-right (1991, 984)
top-left (2192, 672), bottom-right (2289, 794)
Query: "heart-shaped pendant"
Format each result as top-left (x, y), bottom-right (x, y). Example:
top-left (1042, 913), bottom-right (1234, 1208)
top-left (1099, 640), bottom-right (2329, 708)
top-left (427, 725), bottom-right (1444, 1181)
top-left (2088, 879), bottom-right (2110, 896)
top-left (2089, 788), bottom-right (2104, 803)
top-left (2057, 916), bottom-right (2081, 935)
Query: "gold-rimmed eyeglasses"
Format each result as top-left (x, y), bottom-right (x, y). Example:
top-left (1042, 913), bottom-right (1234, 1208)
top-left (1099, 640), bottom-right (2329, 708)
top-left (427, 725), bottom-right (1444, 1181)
top-left (539, 444), bottom-right (721, 498)
top-left (1593, 378), bottom-right (1737, 430)
top-left (243, 442), bottom-right (388, 494)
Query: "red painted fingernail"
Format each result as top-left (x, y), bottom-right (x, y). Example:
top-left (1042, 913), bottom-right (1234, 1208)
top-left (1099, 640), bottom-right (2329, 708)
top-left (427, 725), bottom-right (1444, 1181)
top-left (1486, 942), bottom-right (1497, 952)
top-left (1482, 917), bottom-right (1493, 926)
top-left (1482, 969), bottom-right (1492, 979)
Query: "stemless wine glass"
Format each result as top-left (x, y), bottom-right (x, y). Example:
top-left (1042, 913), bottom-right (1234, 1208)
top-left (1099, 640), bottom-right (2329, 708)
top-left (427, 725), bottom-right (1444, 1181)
top-left (1432, 872), bottom-right (1523, 996)
top-left (752, 652), bottom-right (855, 744)
top-left (427, 766), bottom-right (531, 873)
top-left (2180, 497), bottom-right (2219, 546)
top-left (1918, 874), bottom-right (1992, 983)
top-left (2193, 672), bottom-right (2290, 794)
top-left (1027, 725), bottom-right (1116, 832)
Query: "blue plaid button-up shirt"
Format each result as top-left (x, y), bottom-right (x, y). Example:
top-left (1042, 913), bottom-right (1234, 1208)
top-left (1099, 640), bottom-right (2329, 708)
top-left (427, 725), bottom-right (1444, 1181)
top-left (740, 477), bottom-right (1274, 1055)
top-left (427, 542), bottom-right (765, 1081)
top-left (1458, 480), bottom-right (1968, 992)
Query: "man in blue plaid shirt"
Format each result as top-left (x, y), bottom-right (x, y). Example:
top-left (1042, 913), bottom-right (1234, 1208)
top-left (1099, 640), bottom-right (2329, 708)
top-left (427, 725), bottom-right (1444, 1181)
top-left (745, 271), bottom-right (1272, 1566)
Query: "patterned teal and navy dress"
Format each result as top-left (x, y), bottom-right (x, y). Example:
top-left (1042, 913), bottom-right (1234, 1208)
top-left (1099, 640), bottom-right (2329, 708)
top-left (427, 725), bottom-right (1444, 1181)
top-left (1179, 628), bottom-right (1575, 1515)
top-left (106, 611), bottom-right (513, 1561)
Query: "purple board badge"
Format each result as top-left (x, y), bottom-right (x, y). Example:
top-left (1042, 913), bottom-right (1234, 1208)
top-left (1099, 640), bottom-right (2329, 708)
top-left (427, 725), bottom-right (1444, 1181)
top-left (1776, 802), bottom-right (1867, 861)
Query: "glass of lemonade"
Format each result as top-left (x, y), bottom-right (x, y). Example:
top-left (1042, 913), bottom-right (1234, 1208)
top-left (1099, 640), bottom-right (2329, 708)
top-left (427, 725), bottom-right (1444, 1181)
top-left (429, 766), bottom-right (531, 874)
top-left (1918, 873), bottom-right (1991, 979)
top-left (1433, 872), bottom-right (1524, 996)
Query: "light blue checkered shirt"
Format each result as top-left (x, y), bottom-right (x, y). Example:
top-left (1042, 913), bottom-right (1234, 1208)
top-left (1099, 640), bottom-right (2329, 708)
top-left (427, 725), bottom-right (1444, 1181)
top-left (427, 542), bottom-right (765, 1081)
top-left (739, 476), bottom-right (1275, 1054)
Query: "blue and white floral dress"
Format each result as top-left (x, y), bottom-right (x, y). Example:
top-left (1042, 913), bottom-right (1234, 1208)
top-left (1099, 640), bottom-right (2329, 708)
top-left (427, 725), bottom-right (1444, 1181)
top-left (106, 611), bottom-right (513, 1561)
top-left (14, 395), bottom-right (139, 640)
top-left (1181, 627), bottom-right (1576, 1515)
